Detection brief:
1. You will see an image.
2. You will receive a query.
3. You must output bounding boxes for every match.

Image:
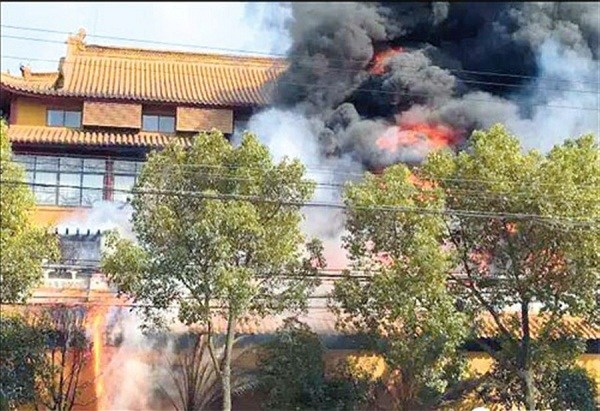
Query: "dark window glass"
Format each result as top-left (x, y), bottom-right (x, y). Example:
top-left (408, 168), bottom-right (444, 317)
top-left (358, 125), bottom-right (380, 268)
top-left (113, 160), bottom-right (137, 174)
top-left (35, 172), bottom-right (58, 204)
top-left (113, 175), bottom-right (136, 203)
top-left (83, 159), bottom-right (105, 173)
top-left (142, 115), bottom-right (159, 131)
top-left (58, 173), bottom-right (81, 206)
top-left (61, 157), bottom-right (83, 172)
top-left (36, 156), bottom-right (60, 172)
top-left (13, 154), bottom-right (35, 170)
top-left (82, 174), bottom-right (104, 206)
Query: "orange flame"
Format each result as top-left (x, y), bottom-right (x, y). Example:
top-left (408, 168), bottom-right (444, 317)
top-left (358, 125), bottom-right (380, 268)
top-left (91, 309), bottom-right (105, 410)
top-left (370, 47), bottom-right (403, 75)
top-left (376, 122), bottom-right (459, 154)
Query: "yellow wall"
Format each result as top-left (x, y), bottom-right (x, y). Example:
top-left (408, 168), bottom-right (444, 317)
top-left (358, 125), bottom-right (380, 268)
top-left (31, 205), bottom-right (88, 228)
top-left (577, 354), bottom-right (600, 392)
top-left (14, 97), bottom-right (47, 126)
top-left (466, 351), bottom-right (599, 390)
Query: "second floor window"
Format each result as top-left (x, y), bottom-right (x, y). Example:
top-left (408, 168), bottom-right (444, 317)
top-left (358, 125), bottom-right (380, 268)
top-left (47, 109), bottom-right (82, 128)
top-left (142, 114), bottom-right (175, 133)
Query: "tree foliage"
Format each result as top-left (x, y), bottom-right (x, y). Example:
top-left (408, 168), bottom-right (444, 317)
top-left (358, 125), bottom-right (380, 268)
top-left (257, 319), bottom-right (375, 411)
top-left (331, 164), bottom-right (470, 410)
top-left (102, 131), bottom-right (324, 410)
top-left (0, 313), bottom-right (47, 410)
top-left (0, 306), bottom-right (92, 411)
top-left (421, 124), bottom-right (599, 409)
top-left (0, 120), bottom-right (59, 303)
top-left (550, 366), bottom-right (598, 411)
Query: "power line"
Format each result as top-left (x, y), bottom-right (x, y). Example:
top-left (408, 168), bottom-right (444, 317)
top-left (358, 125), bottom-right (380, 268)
top-left (3, 162), bottom-right (599, 210)
top-left (2, 179), bottom-right (598, 225)
top-left (2, 23), bottom-right (599, 86)
top-left (1, 50), bottom-right (599, 111)
top-left (3, 52), bottom-right (599, 96)
top-left (4, 157), bottom-right (599, 192)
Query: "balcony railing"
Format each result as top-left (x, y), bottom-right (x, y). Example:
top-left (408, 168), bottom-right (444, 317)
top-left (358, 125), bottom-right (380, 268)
top-left (42, 263), bottom-right (114, 292)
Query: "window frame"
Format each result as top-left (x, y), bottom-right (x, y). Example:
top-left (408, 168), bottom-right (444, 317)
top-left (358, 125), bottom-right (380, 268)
top-left (13, 154), bottom-right (145, 207)
top-left (13, 154), bottom-right (107, 207)
top-left (46, 108), bottom-right (82, 128)
top-left (112, 159), bottom-right (143, 203)
top-left (141, 113), bottom-right (176, 133)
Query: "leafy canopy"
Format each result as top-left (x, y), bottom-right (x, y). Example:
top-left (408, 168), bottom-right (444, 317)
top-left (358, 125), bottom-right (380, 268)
top-left (0, 120), bottom-right (59, 303)
top-left (102, 130), bottom-right (323, 328)
top-left (332, 163), bottom-right (469, 410)
top-left (422, 124), bottom-right (599, 408)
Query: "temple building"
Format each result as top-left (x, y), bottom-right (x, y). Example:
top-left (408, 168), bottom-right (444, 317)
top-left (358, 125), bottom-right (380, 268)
top-left (0, 28), bottom-right (284, 228)
top-left (0, 28), bottom-right (285, 301)
top-left (1, 29), bottom-right (598, 409)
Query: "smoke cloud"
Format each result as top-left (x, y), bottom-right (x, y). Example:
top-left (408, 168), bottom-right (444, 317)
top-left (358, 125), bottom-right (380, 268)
top-left (244, 1), bottom-right (598, 262)
top-left (249, 2), bottom-right (598, 167)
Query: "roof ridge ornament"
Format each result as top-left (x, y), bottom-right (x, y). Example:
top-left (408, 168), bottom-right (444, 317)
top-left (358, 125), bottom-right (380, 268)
top-left (19, 64), bottom-right (31, 79)
top-left (67, 27), bottom-right (87, 52)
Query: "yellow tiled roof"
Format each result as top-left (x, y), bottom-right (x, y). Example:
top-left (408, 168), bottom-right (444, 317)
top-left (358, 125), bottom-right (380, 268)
top-left (0, 71), bottom-right (60, 92)
top-left (1, 29), bottom-right (287, 107)
top-left (8, 125), bottom-right (192, 147)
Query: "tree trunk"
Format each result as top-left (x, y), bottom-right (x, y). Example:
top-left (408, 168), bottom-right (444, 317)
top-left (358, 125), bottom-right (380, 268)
top-left (520, 300), bottom-right (536, 410)
top-left (221, 310), bottom-right (236, 411)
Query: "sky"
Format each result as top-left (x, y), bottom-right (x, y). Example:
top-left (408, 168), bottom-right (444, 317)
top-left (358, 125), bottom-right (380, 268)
top-left (0, 2), bottom-right (292, 75)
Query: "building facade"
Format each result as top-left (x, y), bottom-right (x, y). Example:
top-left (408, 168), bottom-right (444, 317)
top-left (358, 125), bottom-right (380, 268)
top-left (1, 28), bottom-right (284, 228)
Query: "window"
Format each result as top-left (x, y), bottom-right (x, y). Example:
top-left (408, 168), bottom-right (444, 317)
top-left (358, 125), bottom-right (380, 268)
top-left (142, 114), bottom-right (175, 133)
top-left (12, 155), bottom-right (144, 206)
top-left (47, 109), bottom-right (82, 128)
top-left (13, 155), bottom-right (106, 206)
top-left (113, 160), bottom-right (143, 203)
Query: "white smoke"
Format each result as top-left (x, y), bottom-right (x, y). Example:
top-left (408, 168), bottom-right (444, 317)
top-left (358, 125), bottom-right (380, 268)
top-left (56, 200), bottom-right (134, 240)
top-left (238, 108), bottom-right (361, 269)
top-left (510, 40), bottom-right (599, 151)
top-left (101, 307), bottom-right (191, 410)
top-left (102, 308), bottom-right (154, 410)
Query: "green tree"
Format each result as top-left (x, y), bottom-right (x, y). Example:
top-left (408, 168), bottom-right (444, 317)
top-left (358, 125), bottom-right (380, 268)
top-left (331, 164), bottom-right (472, 410)
top-left (0, 313), bottom-right (46, 410)
top-left (422, 124), bottom-right (599, 409)
top-left (0, 120), bottom-right (59, 303)
top-left (550, 366), bottom-right (598, 411)
top-left (0, 306), bottom-right (92, 411)
top-left (258, 319), bottom-right (327, 410)
top-left (257, 318), bottom-right (375, 411)
top-left (102, 131), bottom-right (323, 411)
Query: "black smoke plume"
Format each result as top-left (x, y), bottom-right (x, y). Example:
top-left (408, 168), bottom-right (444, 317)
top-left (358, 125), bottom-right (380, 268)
top-left (270, 2), bottom-right (599, 169)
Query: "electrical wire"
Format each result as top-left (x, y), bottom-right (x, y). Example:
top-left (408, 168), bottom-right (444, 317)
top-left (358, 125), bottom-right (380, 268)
top-left (3, 53), bottom-right (599, 96)
top-left (2, 179), bottom-right (598, 226)
top-left (3, 158), bottom-right (598, 191)
top-left (2, 23), bottom-right (599, 86)
top-left (2, 50), bottom-right (598, 111)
